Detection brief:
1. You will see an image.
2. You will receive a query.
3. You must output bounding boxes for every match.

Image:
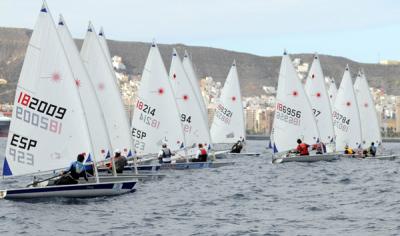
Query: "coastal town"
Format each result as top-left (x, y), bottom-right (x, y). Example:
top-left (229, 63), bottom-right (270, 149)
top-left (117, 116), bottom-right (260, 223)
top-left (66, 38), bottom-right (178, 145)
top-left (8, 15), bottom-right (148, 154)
top-left (1, 54), bottom-right (398, 137)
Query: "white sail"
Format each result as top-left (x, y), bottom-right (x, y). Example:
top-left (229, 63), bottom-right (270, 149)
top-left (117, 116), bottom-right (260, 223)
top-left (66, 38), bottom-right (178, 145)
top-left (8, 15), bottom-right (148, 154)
top-left (271, 52), bottom-right (320, 152)
top-left (98, 27), bottom-right (113, 68)
top-left (210, 61), bottom-right (246, 144)
top-left (327, 77), bottom-right (338, 107)
top-left (332, 65), bottom-right (362, 151)
top-left (354, 71), bottom-right (382, 148)
top-left (3, 3), bottom-right (91, 176)
top-left (182, 50), bottom-right (208, 123)
top-left (80, 23), bottom-right (132, 154)
top-left (131, 43), bottom-right (185, 155)
top-left (57, 15), bottom-right (112, 161)
top-left (304, 54), bottom-right (335, 144)
top-left (169, 49), bottom-right (211, 150)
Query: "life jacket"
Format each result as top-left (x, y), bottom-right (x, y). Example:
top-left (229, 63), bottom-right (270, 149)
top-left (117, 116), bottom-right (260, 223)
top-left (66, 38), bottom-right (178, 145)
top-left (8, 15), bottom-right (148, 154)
top-left (70, 161), bottom-right (85, 180)
top-left (345, 148), bottom-right (354, 154)
top-left (297, 143), bottom-right (309, 155)
top-left (198, 148), bottom-right (208, 161)
top-left (162, 148), bottom-right (172, 163)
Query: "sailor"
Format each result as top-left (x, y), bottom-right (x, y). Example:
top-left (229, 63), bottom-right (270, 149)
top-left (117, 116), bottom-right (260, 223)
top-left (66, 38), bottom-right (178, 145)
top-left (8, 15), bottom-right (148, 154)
top-left (56, 153), bottom-right (88, 185)
top-left (192, 143), bottom-right (208, 162)
top-left (312, 141), bottom-right (325, 154)
top-left (296, 139), bottom-right (309, 156)
top-left (109, 149), bottom-right (127, 173)
top-left (158, 143), bottom-right (172, 164)
top-left (231, 140), bottom-right (243, 153)
top-left (368, 142), bottom-right (377, 157)
top-left (344, 145), bottom-right (354, 154)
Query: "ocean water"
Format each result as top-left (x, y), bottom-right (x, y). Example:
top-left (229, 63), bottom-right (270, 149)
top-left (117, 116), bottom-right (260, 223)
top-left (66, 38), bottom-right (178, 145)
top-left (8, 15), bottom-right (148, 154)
top-left (1, 139), bottom-right (400, 235)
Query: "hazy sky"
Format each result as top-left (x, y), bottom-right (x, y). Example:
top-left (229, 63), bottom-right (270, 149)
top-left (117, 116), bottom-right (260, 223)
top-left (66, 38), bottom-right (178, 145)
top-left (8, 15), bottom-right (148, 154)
top-left (1, 0), bottom-right (400, 63)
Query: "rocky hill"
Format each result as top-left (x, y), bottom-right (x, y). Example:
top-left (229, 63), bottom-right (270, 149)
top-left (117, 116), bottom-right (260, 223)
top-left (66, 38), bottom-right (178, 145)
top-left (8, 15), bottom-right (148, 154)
top-left (1, 27), bottom-right (400, 102)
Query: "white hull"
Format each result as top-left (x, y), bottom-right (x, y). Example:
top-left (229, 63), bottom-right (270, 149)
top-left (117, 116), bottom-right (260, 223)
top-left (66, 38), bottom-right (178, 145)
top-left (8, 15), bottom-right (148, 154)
top-left (272, 153), bottom-right (340, 164)
top-left (0, 180), bottom-right (136, 199)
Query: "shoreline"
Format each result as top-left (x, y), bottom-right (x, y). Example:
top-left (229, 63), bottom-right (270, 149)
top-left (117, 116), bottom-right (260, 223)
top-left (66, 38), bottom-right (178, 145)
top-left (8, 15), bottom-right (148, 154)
top-left (246, 135), bottom-right (400, 143)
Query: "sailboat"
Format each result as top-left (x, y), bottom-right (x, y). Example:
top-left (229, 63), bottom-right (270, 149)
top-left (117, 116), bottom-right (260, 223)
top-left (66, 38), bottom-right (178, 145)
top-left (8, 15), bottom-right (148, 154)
top-left (0, 2), bottom-right (136, 199)
top-left (131, 43), bottom-right (185, 157)
top-left (169, 49), bottom-right (211, 156)
top-left (332, 65), bottom-right (362, 152)
top-left (210, 61), bottom-right (248, 153)
top-left (130, 44), bottom-right (232, 170)
top-left (271, 51), bottom-right (339, 163)
top-left (304, 54), bottom-right (335, 152)
top-left (57, 17), bottom-right (161, 178)
top-left (352, 71), bottom-right (395, 160)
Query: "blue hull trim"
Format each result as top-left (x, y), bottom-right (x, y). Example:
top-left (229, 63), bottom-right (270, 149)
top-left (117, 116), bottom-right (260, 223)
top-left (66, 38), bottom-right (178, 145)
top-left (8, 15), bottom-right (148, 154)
top-left (2, 181), bottom-right (137, 199)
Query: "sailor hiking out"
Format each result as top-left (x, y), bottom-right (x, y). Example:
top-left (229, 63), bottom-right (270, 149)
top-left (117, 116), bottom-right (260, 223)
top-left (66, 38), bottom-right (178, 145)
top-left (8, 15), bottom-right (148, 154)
top-left (55, 153), bottom-right (88, 185)
top-left (295, 139), bottom-right (309, 156)
top-left (231, 140), bottom-right (243, 153)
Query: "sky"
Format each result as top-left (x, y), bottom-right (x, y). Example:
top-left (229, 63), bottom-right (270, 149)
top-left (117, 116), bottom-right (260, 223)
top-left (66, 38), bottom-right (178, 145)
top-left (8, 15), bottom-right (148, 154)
top-left (1, 0), bottom-right (400, 63)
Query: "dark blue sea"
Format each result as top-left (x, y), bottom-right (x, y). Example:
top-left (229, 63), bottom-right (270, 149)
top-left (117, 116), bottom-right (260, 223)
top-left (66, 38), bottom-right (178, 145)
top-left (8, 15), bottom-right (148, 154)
top-left (1, 139), bottom-right (400, 235)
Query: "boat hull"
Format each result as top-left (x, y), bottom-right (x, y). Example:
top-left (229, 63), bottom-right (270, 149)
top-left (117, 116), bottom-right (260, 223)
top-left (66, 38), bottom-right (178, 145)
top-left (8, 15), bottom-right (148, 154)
top-left (215, 150), bottom-right (260, 159)
top-left (341, 154), bottom-right (396, 160)
top-left (0, 181), bottom-right (136, 199)
top-left (272, 153), bottom-right (340, 164)
top-left (160, 161), bottom-right (234, 170)
top-left (227, 152), bottom-right (260, 157)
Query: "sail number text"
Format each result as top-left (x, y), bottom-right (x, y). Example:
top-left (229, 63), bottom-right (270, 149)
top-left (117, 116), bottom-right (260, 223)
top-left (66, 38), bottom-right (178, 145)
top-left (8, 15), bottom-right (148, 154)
top-left (275, 103), bottom-right (301, 126)
top-left (215, 104), bottom-right (232, 124)
top-left (136, 100), bottom-right (156, 116)
top-left (332, 111), bottom-right (350, 132)
top-left (131, 128), bottom-right (146, 151)
top-left (8, 134), bottom-right (36, 166)
top-left (18, 92), bottom-right (66, 119)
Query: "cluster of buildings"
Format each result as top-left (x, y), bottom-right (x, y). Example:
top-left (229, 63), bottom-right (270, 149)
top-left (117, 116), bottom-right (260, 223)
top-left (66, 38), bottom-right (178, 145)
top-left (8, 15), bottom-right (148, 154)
top-left (1, 55), bottom-right (400, 137)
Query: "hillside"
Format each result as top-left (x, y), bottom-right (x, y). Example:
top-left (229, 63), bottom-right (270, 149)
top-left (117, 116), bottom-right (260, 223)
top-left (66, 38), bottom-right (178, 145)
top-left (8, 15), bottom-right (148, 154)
top-left (1, 27), bottom-right (400, 102)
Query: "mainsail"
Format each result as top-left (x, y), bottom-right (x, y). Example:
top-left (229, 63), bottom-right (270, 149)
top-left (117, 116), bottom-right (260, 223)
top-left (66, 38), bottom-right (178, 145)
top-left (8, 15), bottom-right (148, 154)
top-left (4, 3), bottom-right (92, 176)
top-left (304, 54), bottom-right (335, 144)
top-left (332, 65), bottom-right (362, 151)
top-left (354, 71), bottom-right (382, 148)
top-left (210, 61), bottom-right (246, 144)
top-left (81, 23), bottom-right (132, 154)
top-left (57, 15), bottom-right (112, 161)
top-left (131, 43), bottom-right (185, 155)
top-left (169, 49), bottom-right (211, 150)
top-left (271, 52), bottom-right (320, 152)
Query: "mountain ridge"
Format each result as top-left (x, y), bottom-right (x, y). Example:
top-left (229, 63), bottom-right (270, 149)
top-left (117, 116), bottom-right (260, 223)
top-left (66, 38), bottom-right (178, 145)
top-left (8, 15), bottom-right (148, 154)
top-left (0, 27), bottom-right (399, 102)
